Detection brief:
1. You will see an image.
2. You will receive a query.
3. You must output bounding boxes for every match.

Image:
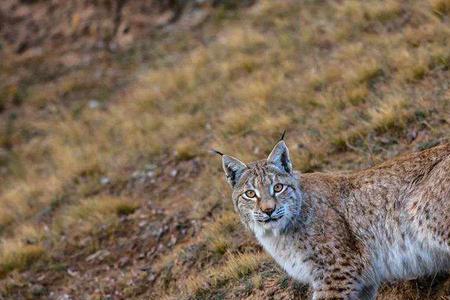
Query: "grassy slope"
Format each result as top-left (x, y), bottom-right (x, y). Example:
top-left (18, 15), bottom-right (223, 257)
top-left (0, 0), bottom-right (450, 299)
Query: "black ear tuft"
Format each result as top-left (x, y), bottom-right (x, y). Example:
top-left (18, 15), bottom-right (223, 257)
top-left (279, 130), bottom-right (286, 142)
top-left (211, 149), bottom-right (224, 156)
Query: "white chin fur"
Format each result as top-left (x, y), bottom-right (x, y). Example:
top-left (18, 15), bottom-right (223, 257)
top-left (251, 217), bottom-right (287, 237)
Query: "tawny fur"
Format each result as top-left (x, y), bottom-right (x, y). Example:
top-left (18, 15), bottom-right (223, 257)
top-left (219, 141), bottom-right (450, 300)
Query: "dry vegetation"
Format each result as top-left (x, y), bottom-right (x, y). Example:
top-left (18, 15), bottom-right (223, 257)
top-left (0, 0), bottom-right (449, 299)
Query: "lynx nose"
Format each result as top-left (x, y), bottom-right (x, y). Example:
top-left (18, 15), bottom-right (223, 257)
top-left (260, 200), bottom-right (276, 216)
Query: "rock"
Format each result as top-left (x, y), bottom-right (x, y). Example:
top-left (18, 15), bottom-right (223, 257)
top-left (85, 250), bottom-right (111, 262)
top-left (88, 100), bottom-right (100, 109)
top-left (168, 235), bottom-right (177, 247)
top-left (100, 176), bottom-right (110, 185)
top-left (145, 163), bottom-right (157, 171)
top-left (118, 256), bottom-right (130, 267)
top-left (406, 129), bottom-right (418, 142)
top-left (79, 236), bottom-right (92, 247)
top-left (37, 274), bottom-right (46, 281)
top-left (67, 268), bottom-right (79, 277)
top-left (57, 294), bottom-right (71, 300)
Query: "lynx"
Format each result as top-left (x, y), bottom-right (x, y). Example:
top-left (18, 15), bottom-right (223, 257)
top-left (217, 136), bottom-right (450, 300)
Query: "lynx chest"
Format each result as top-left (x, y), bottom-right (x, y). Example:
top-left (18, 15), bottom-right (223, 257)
top-left (256, 233), bottom-right (314, 284)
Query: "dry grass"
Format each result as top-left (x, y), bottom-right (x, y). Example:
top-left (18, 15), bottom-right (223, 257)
top-left (0, 225), bottom-right (45, 278)
top-left (368, 96), bottom-right (412, 133)
top-left (181, 252), bottom-right (266, 298)
top-left (204, 211), bottom-right (240, 254)
top-left (430, 0), bottom-right (450, 15)
top-left (53, 196), bottom-right (137, 236)
top-left (0, 0), bottom-right (449, 298)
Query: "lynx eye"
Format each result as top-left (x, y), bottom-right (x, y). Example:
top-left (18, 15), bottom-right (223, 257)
top-left (273, 183), bottom-right (284, 193)
top-left (244, 190), bottom-right (256, 198)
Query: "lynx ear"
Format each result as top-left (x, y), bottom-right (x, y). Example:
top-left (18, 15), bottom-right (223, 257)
top-left (267, 140), bottom-right (292, 173)
top-left (221, 155), bottom-right (247, 187)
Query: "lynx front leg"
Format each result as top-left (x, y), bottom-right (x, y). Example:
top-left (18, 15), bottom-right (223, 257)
top-left (312, 284), bottom-right (358, 300)
top-left (311, 273), bottom-right (378, 300)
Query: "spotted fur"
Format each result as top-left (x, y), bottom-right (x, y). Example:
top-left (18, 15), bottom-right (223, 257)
top-left (219, 141), bottom-right (450, 300)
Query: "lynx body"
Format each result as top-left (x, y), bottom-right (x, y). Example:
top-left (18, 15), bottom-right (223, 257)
top-left (219, 140), bottom-right (450, 300)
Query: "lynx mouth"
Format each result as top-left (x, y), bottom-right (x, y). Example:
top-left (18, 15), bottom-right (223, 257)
top-left (261, 215), bottom-right (283, 223)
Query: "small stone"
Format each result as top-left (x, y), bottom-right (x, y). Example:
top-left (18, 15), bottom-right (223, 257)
top-left (67, 268), bottom-right (79, 277)
top-left (146, 171), bottom-right (155, 178)
top-left (79, 236), bottom-right (92, 246)
top-left (145, 163), bottom-right (157, 171)
top-left (86, 250), bottom-right (111, 262)
top-left (170, 169), bottom-right (178, 177)
top-left (37, 274), bottom-right (46, 281)
top-left (100, 176), bottom-right (110, 185)
top-left (118, 256), bottom-right (130, 267)
top-left (153, 227), bottom-right (165, 238)
top-left (58, 294), bottom-right (71, 300)
top-left (131, 171), bottom-right (140, 178)
top-left (168, 235), bottom-right (177, 247)
top-left (88, 100), bottom-right (100, 109)
top-left (407, 129), bottom-right (418, 142)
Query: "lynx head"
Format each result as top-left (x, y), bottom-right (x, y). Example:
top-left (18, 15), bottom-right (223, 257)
top-left (218, 138), bottom-right (302, 236)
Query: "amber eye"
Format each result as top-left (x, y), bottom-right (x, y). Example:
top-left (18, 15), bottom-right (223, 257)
top-left (273, 183), bottom-right (284, 193)
top-left (245, 190), bottom-right (256, 198)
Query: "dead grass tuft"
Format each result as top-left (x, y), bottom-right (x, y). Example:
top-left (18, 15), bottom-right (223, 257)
top-left (364, 1), bottom-right (402, 22)
top-left (368, 95), bottom-right (411, 133)
top-left (429, 0), bottom-right (450, 15)
top-left (0, 245), bottom-right (44, 278)
top-left (0, 226), bottom-right (45, 278)
top-left (174, 138), bottom-right (200, 161)
top-left (182, 252), bottom-right (266, 297)
top-left (204, 211), bottom-right (240, 254)
top-left (343, 59), bottom-right (383, 84)
top-left (345, 84), bottom-right (369, 105)
top-left (218, 252), bottom-right (262, 281)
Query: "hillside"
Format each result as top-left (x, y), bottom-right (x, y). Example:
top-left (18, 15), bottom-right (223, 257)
top-left (0, 0), bottom-right (449, 299)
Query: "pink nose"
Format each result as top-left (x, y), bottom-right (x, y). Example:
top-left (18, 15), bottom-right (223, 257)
top-left (259, 200), bottom-right (276, 216)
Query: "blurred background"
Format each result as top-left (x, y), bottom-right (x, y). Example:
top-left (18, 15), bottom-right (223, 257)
top-left (0, 0), bottom-right (449, 299)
